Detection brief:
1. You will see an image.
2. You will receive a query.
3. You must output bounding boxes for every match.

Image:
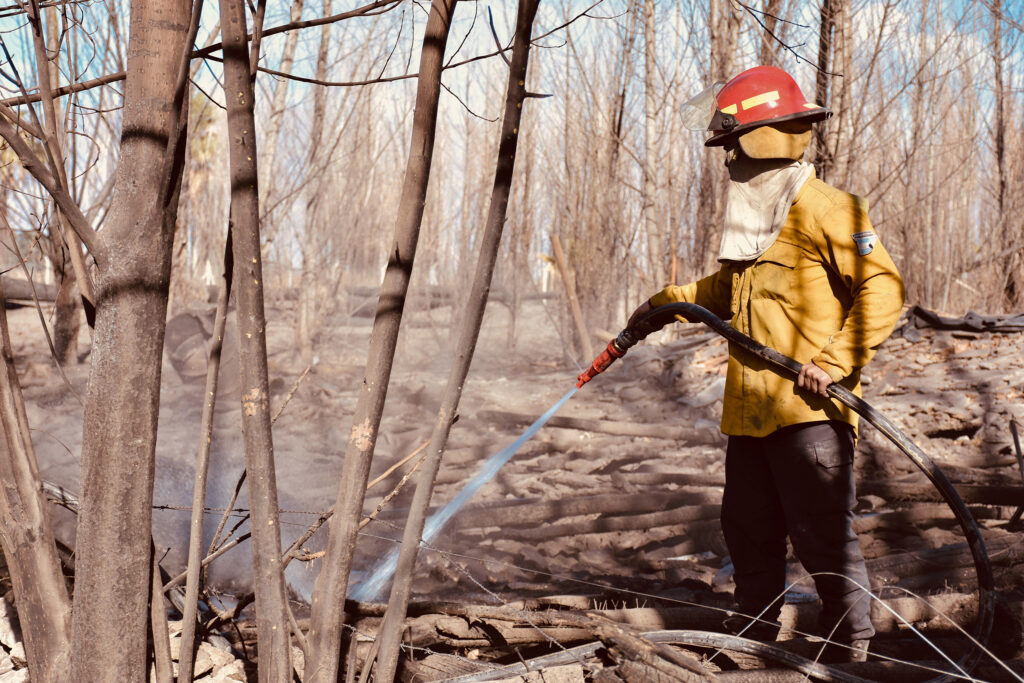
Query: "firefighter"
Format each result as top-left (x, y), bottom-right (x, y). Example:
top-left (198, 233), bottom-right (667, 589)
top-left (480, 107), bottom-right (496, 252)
top-left (628, 66), bottom-right (905, 661)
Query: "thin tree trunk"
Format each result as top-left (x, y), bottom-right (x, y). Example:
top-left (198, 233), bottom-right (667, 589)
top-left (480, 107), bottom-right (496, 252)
top-left (696, 0), bottom-right (739, 270)
top-left (811, 0), bottom-right (836, 180)
top-left (991, 0), bottom-right (1017, 308)
top-left (69, 1), bottom-right (191, 679)
top-left (176, 229), bottom-right (232, 683)
top-left (827, 0), bottom-right (851, 185)
top-left (50, 236), bottom-right (80, 364)
top-left (758, 0), bottom-right (783, 65)
top-left (371, 1), bottom-right (541, 679)
top-left (42, 4), bottom-right (84, 359)
top-left (260, 0), bottom-right (304, 231)
top-left (305, 2), bottom-right (458, 680)
top-left (218, 0), bottom-right (292, 678)
top-left (173, 19), bottom-right (257, 668)
top-left (26, 1), bottom-right (95, 323)
top-left (642, 0), bottom-right (663, 288)
top-left (150, 544), bottom-right (174, 683)
top-left (551, 234), bottom-right (592, 362)
top-left (0, 277), bottom-right (72, 682)
top-left (298, 0), bottom-right (332, 368)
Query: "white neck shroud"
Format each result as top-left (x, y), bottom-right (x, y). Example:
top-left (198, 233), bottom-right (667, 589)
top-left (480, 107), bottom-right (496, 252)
top-left (718, 159), bottom-right (813, 262)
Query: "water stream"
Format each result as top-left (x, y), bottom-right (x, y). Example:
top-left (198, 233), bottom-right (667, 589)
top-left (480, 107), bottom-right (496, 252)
top-left (351, 386), bottom-right (579, 602)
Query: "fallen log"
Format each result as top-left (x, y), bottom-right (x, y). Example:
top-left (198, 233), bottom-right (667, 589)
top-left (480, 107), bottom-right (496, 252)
top-left (477, 410), bottom-right (721, 443)
top-left (592, 617), bottom-right (710, 682)
top-left (858, 480), bottom-right (1024, 506)
top-left (1, 275), bottom-right (56, 303)
top-left (851, 504), bottom-right (1007, 533)
top-left (436, 630), bottom-right (863, 683)
top-left (439, 491), bottom-right (721, 530)
top-left (714, 658), bottom-right (1024, 682)
top-left (866, 533), bottom-right (1024, 584)
top-left (611, 472), bottom-right (726, 488)
top-left (891, 558), bottom-right (1024, 593)
top-left (615, 476), bottom-right (1024, 508)
top-left (410, 613), bottom-right (594, 647)
top-left (407, 592), bottom-right (998, 652)
top-left (482, 496), bottom-right (1008, 545)
top-left (508, 504), bottom-right (721, 542)
top-left (932, 454), bottom-right (1019, 470)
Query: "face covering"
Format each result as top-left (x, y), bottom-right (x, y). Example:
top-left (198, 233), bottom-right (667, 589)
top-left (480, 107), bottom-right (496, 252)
top-left (718, 152), bottom-right (813, 262)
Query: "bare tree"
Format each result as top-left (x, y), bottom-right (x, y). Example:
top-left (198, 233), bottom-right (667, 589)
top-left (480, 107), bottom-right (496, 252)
top-left (305, 2), bottom-right (459, 680)
top-left (758, 0), bottom-right (785, 65)
top-left (25, 3), bottom-right (94, 362)
top-left (55, 2), bottom-right (192, 678)
top-left (0, 275), bottom-right (71, 680)
top-left (643, 0), bottom-right (665, 287)
top-left (695, 0), bottom-right (740, 271)
top-left (370, 1), bottom-right (542, 677)
top-left (990, 0), bottom-right (1021, 308)
top-left (811, 0), bottom-right (837, 180)
top-left (217, 0), bottom-right (294, 678)
top-left (296, 0), bottom-right (333, 368)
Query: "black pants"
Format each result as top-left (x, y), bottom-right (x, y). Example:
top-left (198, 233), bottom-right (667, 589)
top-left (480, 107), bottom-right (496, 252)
top-left (721, 420), bottom-right (875, 641)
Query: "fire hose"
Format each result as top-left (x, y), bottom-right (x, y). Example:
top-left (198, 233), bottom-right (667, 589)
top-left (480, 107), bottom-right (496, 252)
top-left (577, 302), bottom-right (995, 682)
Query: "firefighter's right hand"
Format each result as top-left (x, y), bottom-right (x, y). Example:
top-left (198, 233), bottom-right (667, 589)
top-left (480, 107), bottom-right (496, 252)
top-left (626, 300), bottom-right (657, 340)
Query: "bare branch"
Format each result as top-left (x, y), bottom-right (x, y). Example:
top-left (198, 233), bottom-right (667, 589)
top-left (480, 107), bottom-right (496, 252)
top-left (0, 106), bottom-right (105, 264)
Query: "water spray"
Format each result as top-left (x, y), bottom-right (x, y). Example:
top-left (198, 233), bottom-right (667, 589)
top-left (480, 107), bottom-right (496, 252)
top-left (352, 387), bottom-right (578, 602)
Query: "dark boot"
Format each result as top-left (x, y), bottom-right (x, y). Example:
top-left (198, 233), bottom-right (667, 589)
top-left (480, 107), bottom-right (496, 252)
top-left (721, 614), bottom-right (780, 642)
top-left (820, 638), bottom-right (870, 663)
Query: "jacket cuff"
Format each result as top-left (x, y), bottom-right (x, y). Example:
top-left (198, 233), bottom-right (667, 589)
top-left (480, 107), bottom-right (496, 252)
top-left (811, 356), bottom-right (848, 383)
top-left (649, 287), bottom-right (679, 308)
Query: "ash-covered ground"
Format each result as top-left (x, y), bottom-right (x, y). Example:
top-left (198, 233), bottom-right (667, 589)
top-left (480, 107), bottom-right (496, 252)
top-left (9, 294), bottom-right (1024, 679)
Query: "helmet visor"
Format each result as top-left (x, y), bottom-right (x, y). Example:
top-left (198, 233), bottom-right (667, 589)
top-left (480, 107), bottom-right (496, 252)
top-left (680, 81), bottom-right (725, 131)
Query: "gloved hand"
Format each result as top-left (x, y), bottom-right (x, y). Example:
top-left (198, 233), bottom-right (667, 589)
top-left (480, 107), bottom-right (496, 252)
top-left (626, 299), bottom-right (669, 340)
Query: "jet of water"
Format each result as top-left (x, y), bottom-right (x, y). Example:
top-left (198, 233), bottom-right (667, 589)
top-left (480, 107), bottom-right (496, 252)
top-left (352, 386), bottom-right (579, 602)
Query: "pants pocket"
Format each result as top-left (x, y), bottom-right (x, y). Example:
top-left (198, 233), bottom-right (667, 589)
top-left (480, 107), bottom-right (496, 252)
top-left (813, 440), bottom-right (853, 470)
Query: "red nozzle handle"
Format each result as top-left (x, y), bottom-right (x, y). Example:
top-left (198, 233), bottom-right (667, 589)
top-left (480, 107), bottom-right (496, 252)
top-left (576, 339), bottom-right (626, 388)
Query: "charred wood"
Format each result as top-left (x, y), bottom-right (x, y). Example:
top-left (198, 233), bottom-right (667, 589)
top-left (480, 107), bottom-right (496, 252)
top-left (441, 492), bottom-right (721, 531)
top-left (858, 480), bottom-right (1023, 506)
top-left (478, 410), bottom-right (723, 443)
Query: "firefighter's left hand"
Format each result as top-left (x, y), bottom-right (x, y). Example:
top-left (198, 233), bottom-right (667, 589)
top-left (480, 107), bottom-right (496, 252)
top-left (797, 362), bottom-right (833, 397)
top-left (626, 300), bottom-right (657, 339)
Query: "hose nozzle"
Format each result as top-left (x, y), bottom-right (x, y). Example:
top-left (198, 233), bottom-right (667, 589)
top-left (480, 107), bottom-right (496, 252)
top-left (575, 329), bottom-right (638, 388)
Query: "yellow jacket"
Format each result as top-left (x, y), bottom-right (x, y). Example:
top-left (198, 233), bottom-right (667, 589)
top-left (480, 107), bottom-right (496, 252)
top-left (650, 174), bottom-right (905, 437)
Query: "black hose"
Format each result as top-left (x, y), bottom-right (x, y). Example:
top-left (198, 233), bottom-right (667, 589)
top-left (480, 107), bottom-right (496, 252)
top-left (632, 302), bottom-right (995, 683)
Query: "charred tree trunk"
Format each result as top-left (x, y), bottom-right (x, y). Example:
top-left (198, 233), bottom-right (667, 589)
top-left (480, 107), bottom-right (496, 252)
top-left (811, 0), bottom-right (837, 180)
top-left (49, 237), bottom-right (80, 364)
top-left (260, 0), bottom-right (304, 235)
top-left (0, 277), bottom-right (72, 681)
top-left (371, 1), bottom-right (541, 678)
top-left (297, 0), bottom-right (332, 368)
top-left (642, 0), bottom-right (664, 288)
top-left (176, 229), bottom-right (232, 683)
top-left (218, 0), bottom-right (293, 678)
top-left (991, 0), bottom-right (1018, 309)
top-left (26, 1), bottom-right (95, 331)
top-left (696, 0), bottom-right (739, 270)
top-left (42, 5), bottom-right (85, 358)
top-left (758, 0), bottom-right (784, 65)
top-left (305, 1), bottom-right (458, 680)
top-left (69, 1), bottom-right (192, 680)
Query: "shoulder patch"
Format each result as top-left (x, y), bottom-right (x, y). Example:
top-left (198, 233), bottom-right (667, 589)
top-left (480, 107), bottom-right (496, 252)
top-left (852, 231), bottom-right (878, 256)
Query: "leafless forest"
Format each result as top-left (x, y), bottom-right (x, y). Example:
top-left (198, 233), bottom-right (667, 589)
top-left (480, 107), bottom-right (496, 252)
top-left (0, 0), bottom-right (1022, 681)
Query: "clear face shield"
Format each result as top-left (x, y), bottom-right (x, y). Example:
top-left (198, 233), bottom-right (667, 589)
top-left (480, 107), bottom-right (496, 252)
top-left (679, 81), bottom-right (726, 133)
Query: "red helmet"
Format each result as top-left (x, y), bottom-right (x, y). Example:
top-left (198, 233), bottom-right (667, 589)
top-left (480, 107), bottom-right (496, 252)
top-left (705, 66), bottom-right (830, 147)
